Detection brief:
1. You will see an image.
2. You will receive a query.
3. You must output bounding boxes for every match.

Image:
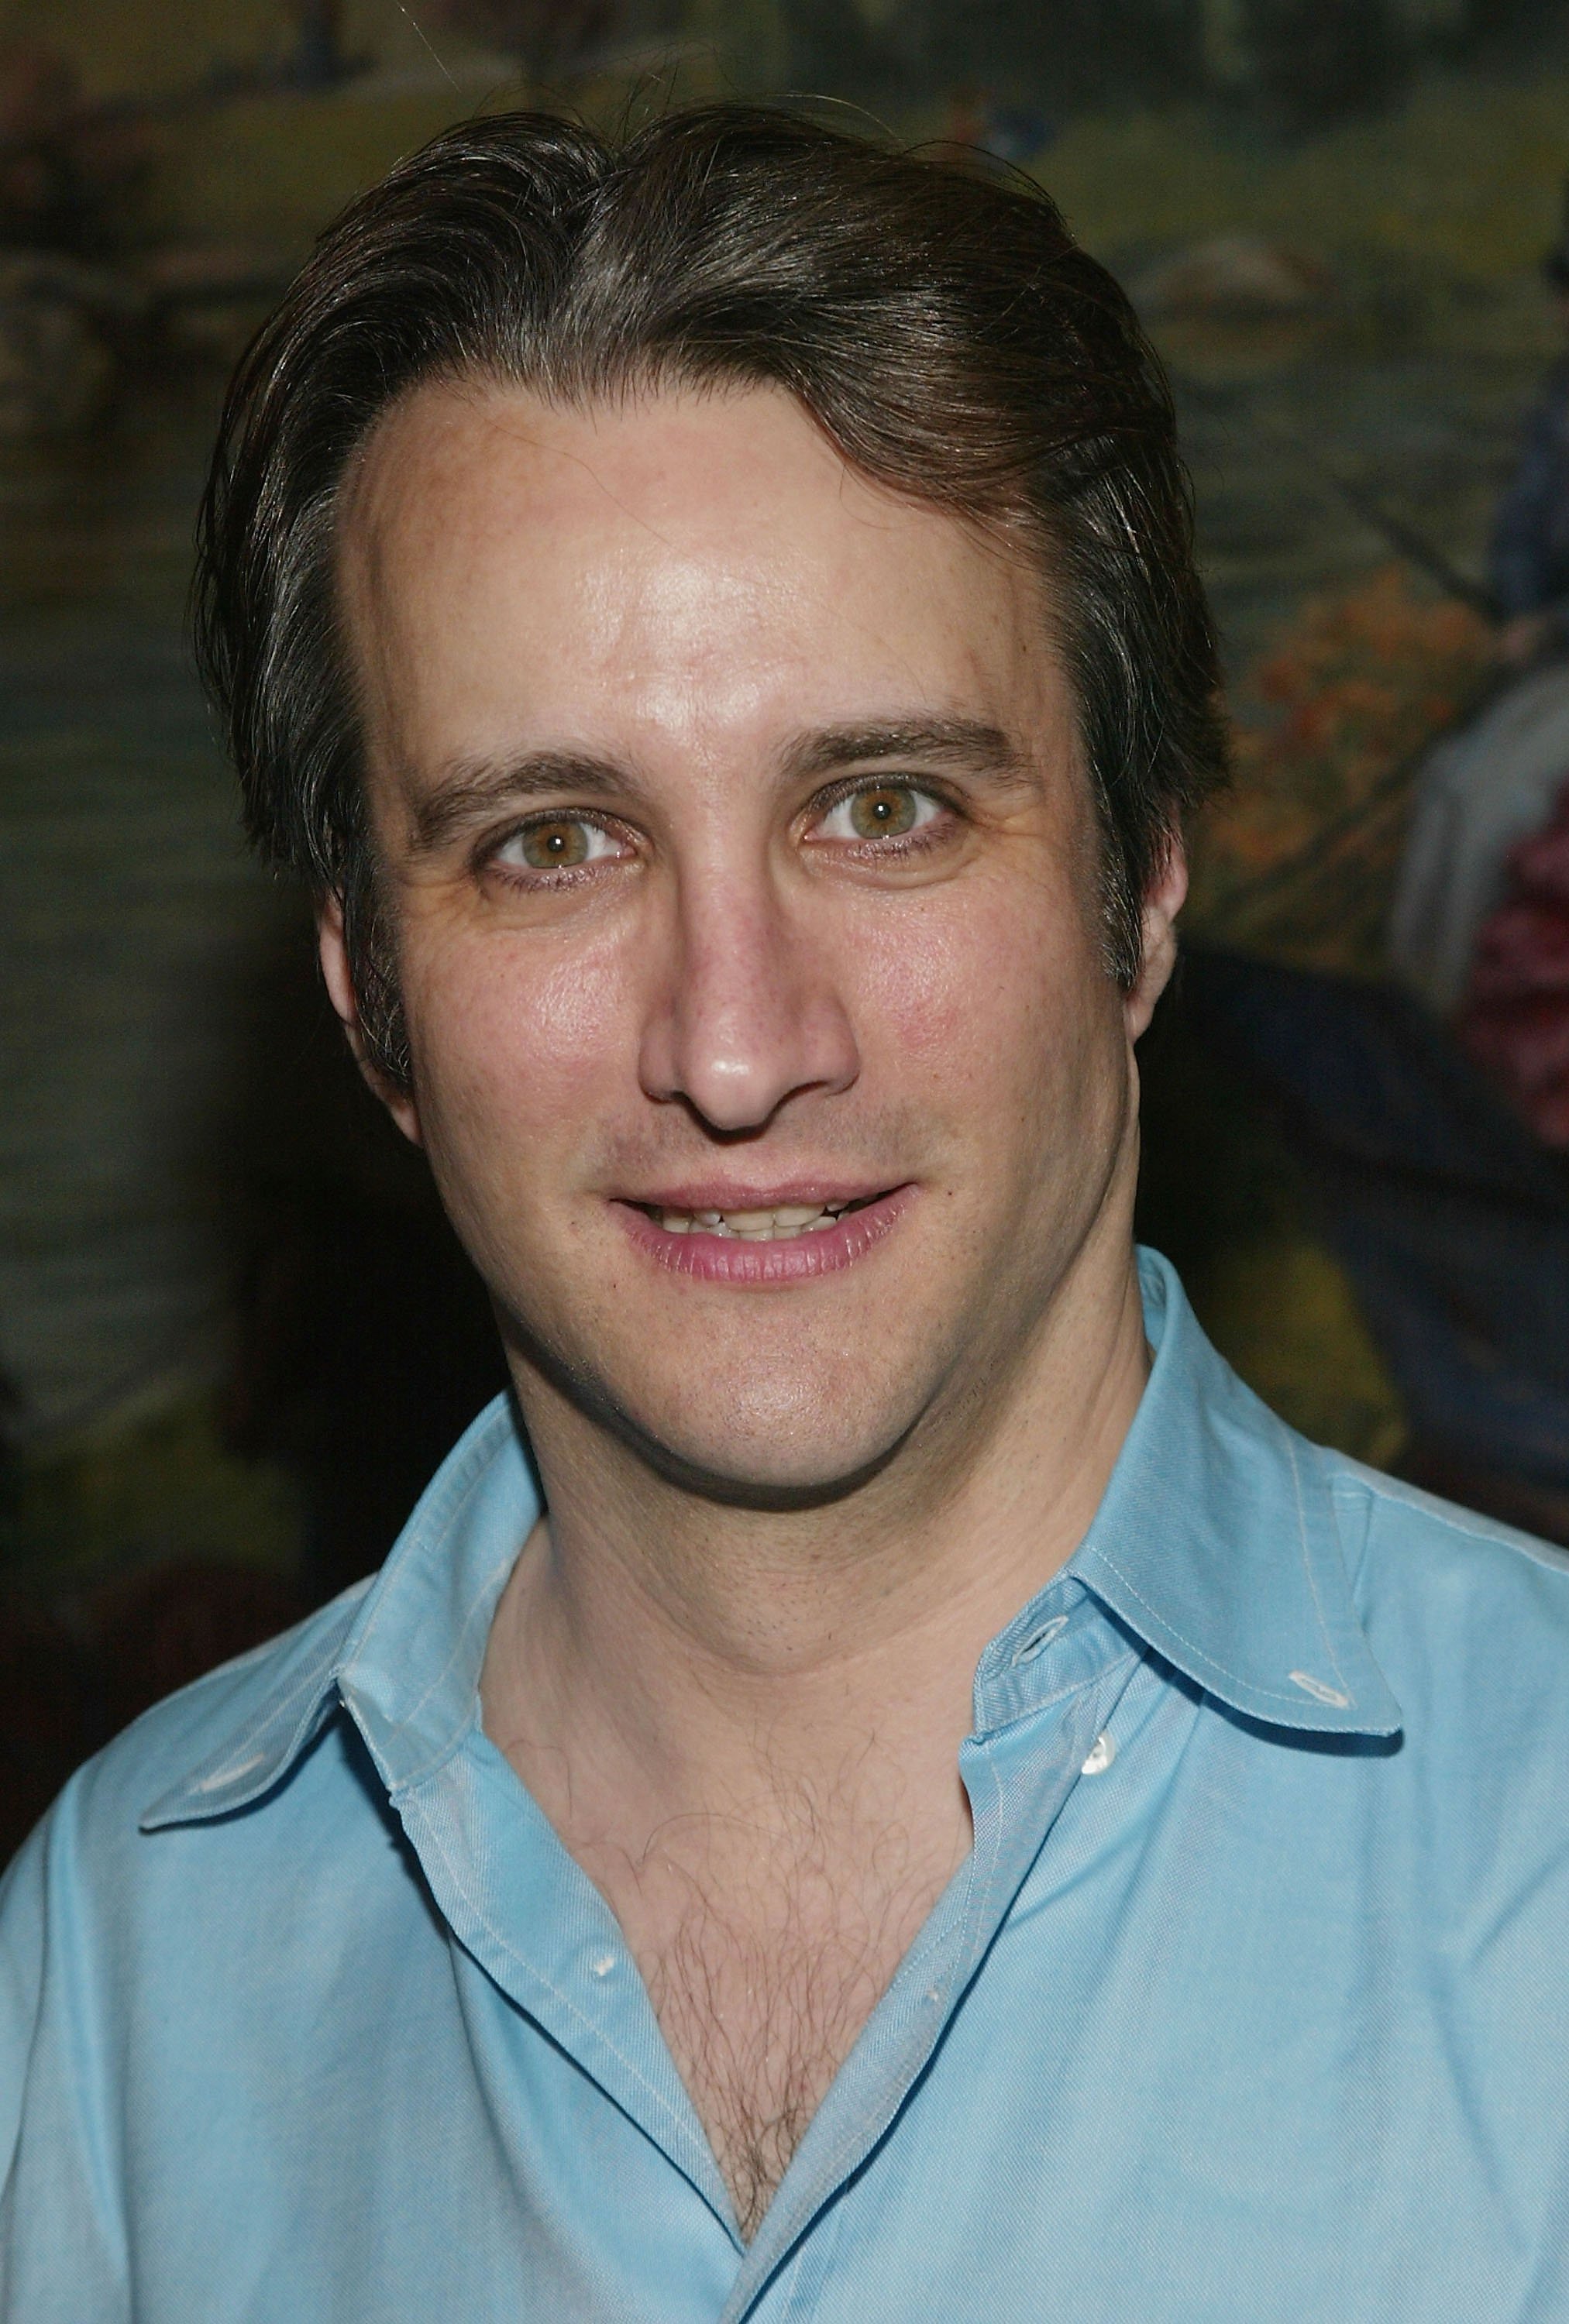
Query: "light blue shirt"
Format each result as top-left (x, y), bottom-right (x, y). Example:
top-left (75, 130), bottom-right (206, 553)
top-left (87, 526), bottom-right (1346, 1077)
top-left (6, 1250), bottom-right (1569, 2321)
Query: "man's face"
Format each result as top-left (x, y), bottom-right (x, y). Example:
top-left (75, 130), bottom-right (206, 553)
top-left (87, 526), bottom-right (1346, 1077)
top-left (332, 382), bottom-right (1177, 1500)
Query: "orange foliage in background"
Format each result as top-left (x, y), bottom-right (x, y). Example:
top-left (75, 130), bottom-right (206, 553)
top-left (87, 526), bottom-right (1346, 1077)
top-left (1189, 566), bottom-right (1492, 967)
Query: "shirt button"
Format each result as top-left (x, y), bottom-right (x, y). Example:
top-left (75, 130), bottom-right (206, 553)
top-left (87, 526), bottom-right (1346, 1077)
top-left (1081, 1731), bottom-right (1117, 1776)
top-left (590, 1954), bottom-right (616, 1978)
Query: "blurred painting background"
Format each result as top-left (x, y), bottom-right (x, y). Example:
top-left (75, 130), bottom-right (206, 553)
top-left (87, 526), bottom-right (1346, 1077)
top-left (7, 0), bottom-right (1569, 1853)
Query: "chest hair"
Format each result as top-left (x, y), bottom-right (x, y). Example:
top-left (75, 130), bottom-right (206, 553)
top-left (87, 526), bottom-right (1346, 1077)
top-left (625, 1806), bottom-right (960, 2240)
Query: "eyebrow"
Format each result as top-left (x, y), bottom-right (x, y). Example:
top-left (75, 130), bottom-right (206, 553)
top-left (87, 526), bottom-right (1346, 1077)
top-left (405, 750), bottom-right (634, 854)
top-left (404, 715), bottom-right (1031, 855)
top-left (778, 716), bottom-right (1028, 787)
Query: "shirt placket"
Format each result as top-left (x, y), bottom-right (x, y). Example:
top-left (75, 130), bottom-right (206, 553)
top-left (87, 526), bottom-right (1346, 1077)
top-left (394, 1724), bottom-right (741, 2236)
top-left (365, 1583), bottom-right (1143, 2323)
top-left (721, 1592), bottom-right (1145, 2323)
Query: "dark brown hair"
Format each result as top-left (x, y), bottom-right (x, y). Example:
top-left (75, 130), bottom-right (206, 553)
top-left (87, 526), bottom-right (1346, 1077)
top-left (194, 101), bottom-right (1227, 1082)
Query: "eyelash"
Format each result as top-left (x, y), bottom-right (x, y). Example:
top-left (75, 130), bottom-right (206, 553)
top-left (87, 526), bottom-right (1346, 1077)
top-left (477, 778), bottom-right (962, 887)
top-left (807, 777), bottom-right (959, 855)
top-left (480, 812), bottom-right (631, 886)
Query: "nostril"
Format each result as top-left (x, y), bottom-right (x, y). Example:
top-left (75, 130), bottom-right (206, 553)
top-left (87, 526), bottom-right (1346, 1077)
top-left (639, 901), bottom-right (861, 1129)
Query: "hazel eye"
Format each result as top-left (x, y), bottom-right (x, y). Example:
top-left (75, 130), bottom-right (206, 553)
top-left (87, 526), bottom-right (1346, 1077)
top-left (816, 784), bottom-right (942, 843)
top-left (494, 816), bottom-right (626, 873)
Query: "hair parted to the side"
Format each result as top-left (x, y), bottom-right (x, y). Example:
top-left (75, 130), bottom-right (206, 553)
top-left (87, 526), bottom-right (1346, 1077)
top-left (194, 101), bottom-right (1228, 1085)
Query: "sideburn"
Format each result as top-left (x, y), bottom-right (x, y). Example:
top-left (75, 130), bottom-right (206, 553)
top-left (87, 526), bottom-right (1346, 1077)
top-left (339, 844), bottom-right (414, 1089)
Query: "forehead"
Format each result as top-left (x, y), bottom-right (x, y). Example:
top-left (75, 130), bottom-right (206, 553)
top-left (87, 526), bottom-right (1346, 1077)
top-left (337, 378), bottom-right (1066, 774)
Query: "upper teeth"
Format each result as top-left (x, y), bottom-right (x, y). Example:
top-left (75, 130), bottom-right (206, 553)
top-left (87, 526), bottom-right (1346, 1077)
top-left (655, 1202), bottom-right (848, 1239)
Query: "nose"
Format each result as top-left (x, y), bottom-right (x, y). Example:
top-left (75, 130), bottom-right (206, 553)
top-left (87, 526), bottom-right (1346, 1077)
top-left (638, 865), bottom-right (860, 1133)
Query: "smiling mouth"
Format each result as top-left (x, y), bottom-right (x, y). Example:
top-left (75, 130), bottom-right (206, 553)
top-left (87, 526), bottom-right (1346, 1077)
top-left (633, 1195), bottom-right (884, 1241)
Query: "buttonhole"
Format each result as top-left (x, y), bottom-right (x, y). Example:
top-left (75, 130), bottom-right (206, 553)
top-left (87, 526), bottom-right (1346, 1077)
top-left (1012, 1614), bottom-right (1068, 1666)
top-left (1289, 1670), bottom-right (1351, 1709)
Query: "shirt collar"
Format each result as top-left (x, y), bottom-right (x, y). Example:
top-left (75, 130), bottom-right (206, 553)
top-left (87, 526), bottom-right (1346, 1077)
top-left (142, 1396), bottom-right (538, 1827)
top-left (1064, 1249), bottom-right (1401, 1737)
top-left (144, 1247), bottom-right (1399, 1826)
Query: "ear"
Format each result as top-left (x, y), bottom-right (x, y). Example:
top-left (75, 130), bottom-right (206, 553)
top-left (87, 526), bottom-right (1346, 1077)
top-left (317, 891), bottom-right (424, 1146)
top-left (1122, 833), bottom-right (1187, 1043)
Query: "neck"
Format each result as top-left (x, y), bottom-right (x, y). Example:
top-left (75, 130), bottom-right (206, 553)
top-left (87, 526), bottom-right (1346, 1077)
top-left (480, 1230), bottom-right (1151, 1817)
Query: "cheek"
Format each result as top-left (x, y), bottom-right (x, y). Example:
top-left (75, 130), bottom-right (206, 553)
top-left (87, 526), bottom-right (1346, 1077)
top-left (401, 916), bottom-right (629, 1164)
top-left (848, 860), bottom-right (1108, 1105)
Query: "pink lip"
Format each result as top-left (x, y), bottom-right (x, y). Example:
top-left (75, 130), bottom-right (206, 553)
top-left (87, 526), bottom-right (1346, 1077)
top-left (614, 1185), bottom-right (915, 1286)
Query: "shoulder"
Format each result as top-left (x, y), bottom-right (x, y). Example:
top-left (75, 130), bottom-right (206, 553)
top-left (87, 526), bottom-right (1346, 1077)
top-left (90, 1573), bottom-right (370, 1832)
top-left (1325, 1449), bottom-right (1569, 1595)
top-left (5, 1384), bottom-right (527, 1921)
top-left (0, 1578), bottom-right (371, 2208)
top-left (1320, 1449), bottom-right (1569, 1731)
top-left (3, 1573), bottom-right (371, 1939)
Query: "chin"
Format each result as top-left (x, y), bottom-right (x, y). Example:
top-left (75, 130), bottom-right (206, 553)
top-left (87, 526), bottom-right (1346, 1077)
top-left (628, 1421), bottom-right (911, 1511)
top-left (576, 1351), bottom-right (923, 1510)
top-left (496, 1270), bottom-right (954, 1504)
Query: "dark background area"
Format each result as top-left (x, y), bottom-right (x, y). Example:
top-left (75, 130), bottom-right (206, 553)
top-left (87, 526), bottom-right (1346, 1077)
top-left (6, 0), bottom-right (1569, 1858)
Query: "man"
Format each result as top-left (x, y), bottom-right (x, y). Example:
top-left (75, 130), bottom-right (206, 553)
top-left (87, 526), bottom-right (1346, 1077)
top-left (5, 105), bottom-right (1569, 2322)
